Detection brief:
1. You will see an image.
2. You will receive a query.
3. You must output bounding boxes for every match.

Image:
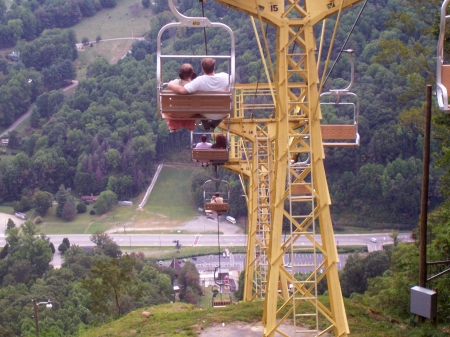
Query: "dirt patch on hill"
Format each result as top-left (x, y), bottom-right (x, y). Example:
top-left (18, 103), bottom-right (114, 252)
top-left (199, 322), bottom-right (331, 337)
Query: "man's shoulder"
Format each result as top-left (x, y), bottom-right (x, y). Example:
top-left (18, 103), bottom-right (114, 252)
top-left (215, 72), bottom-right (229, 78)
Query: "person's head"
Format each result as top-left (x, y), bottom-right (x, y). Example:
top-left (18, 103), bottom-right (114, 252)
top-left (215, 134), bottom-right (227, 148)
top-left (201, 58), bottom-right (216, 75)
top-left (200, 135), bottom-right (207, 143)
top-left (179, 63), bottom-right (194, 80)
top-left (215, 193), bottom-right (220, 197)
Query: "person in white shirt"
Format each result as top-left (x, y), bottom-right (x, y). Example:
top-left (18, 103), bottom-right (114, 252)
top-left (168, 58), bottom-right (230, 130)
top-left (195, 134), bottom-right (212, 148)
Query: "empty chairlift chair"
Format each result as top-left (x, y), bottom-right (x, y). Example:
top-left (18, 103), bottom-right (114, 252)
top-left (437, 0), bottom-right (450, 112)
top-left (320, 50), bottom-right (360, 147)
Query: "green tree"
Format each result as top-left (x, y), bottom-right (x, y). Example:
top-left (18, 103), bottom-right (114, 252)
top-left (95, 190), bottom-right (117, 214)
top-left (6, 221), bottom-right (52, 278)
top-left (55, 184), bottom-right (71, 218)
top-left (58, 242), bottom-right (68, 253)
top-left (82, 254), bottom-right (138, 315)
top-left (339, 253), bottom-right (365, 297)
top-left (76, 202), bottom-right (87, 213)
top-left (63, 237), bottom-right (70, 248)
top-left (6, 218), bottom-right (15, 230)
top-left (141, 0), bottom-right (150, 8)
top-left (32, 190), bottom-right (53, 215)
top-left (96, 35), bottom-right (101, 43)
top-left (234, 269), bottom-right (245, 301)
top-left (62, 199), bottom-right (76, 221)
top-left (81, 36), bottom-right (89, 45)
top-left (177, 261), bottom-right (202, 304)
top-left (90, 230), bottom-right (112, 247)
top-left (7, 19), bottom-right (23, 44)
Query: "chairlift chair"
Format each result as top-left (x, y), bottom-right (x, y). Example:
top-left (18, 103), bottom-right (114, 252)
top-left (157, 0), bottom-right (235, 122)
top-left (202, 179), bottom-right (230, 214)
top-left (437, 0), bottom-right (450, 111)
top-left (320, 50), bottom-right (360, 147)
top-left (191, 131), bottom-right (230, 166)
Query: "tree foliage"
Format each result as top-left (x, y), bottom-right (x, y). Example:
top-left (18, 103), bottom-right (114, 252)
top-left (82, 254), bottom-right (139, 315)
top-left (32, 190), bottom-right (53, 216)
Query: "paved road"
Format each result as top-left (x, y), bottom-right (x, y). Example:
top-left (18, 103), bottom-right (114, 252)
top-left (3, 232), bottom-right (410, 268)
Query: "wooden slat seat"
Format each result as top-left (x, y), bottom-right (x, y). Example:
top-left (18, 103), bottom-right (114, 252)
top-left (192, 149), bottom-right (229, 162)
top-left (321, 125), bottom-right (357, 140)
top-left (160, 90), bottom-right (232, 114)
top-left (291, 185), bottom-right (312, 195)
top-left (205, 203), bottom-right (229, 212)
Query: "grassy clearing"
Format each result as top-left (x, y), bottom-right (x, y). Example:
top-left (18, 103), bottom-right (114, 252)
top-left (37, 205), bottom-right (96, 234)
top-left (0, 205), bottom-right (14, 214)
top-left (0, 153), bottom-right (16, 163)
top-left (66, 0), bottom-right (152, 43)
top-left (74, 39), bottom-right (136, 80)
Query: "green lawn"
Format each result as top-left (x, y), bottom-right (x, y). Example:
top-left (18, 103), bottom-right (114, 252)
top-left (144, 165), bottom-right (198, 223)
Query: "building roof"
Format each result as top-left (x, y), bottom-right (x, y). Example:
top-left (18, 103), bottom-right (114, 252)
top-left (81, 196), bottom-right (98, 201)
top-left (170, 257), bottom-right (182, 275)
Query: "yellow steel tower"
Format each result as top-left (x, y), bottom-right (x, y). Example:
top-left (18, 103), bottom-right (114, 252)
top-left (211, 0), bottom-right (364, 336)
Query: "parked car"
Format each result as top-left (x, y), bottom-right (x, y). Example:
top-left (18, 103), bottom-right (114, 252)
top-left (226, 216), bottom-right (236, 224)
top-left (370, 238), bottom-right (377, 243)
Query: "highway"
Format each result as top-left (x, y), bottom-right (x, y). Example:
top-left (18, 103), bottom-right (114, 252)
top-left (21, 232), bottom-right (410, 268)
top-left (39, 232), bottom-right (412, 250)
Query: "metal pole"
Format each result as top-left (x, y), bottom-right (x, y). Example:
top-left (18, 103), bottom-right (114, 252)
top-left (217, 215), bottom-right (221, 277)
top-left (32, 299), bottom-right (39, 337)
top-left (419, 85), bottom-right (432, 289)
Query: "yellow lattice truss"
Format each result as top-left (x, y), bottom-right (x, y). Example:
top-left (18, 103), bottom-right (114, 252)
top-left (214, 1), bottom-right (364, 336)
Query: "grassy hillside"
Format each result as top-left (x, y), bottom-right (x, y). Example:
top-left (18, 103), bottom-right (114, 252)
top-left (76, 299), bottom-right (440, 337)
top-left (66, 0), bottom-right (152, 42)
top-left (75, 39), bottom-right (138, 80)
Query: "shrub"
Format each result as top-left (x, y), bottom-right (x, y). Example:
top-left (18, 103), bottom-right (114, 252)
top-left (58, 243), bottom-right (68, 253)
top-left (34, 216), bottom-right (43, 224)
top-left (77, 202), bottom-right (87, 213)
top-left (6, 218), bottom-right (16, 229)
top-left (90, 210), bottom-right (96, 215)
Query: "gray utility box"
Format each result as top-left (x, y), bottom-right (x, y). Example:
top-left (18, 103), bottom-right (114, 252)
top-left (410, 286), bottom-right (437, 319)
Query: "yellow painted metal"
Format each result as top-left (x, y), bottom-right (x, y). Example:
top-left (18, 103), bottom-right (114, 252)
top-left (216, 0), bottom-right (364, 335)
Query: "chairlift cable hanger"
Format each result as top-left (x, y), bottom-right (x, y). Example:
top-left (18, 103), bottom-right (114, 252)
top-left (323, 0), bottom-right (369, 86)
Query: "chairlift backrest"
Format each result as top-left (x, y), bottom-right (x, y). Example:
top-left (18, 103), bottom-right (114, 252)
top-left (191, 132), bottom-right (230, 165)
